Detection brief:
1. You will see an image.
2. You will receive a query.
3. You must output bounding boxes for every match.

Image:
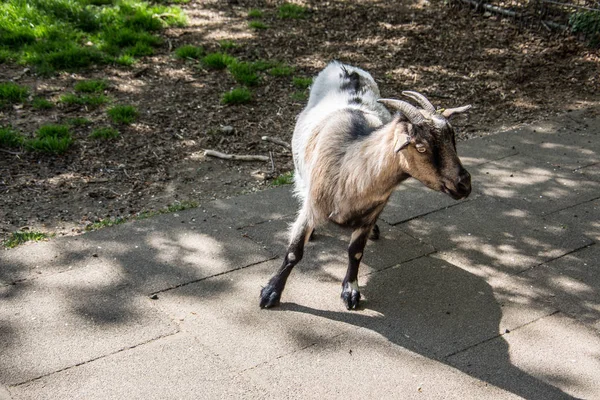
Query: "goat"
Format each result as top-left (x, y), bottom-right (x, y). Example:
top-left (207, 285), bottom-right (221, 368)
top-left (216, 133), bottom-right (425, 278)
top-left (260, 61), bottom-right (472, 310)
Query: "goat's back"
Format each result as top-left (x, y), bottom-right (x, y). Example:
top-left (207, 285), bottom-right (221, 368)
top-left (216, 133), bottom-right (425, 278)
top-left (292, 62), bottom-right (391, 203)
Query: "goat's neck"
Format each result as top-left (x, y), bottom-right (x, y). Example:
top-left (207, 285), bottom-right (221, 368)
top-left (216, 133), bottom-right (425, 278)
top-left (341, 118), bottom-right (409, 197)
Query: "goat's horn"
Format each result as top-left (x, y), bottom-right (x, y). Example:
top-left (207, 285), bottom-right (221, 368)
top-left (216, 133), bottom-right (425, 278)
top-left (441, 105), bottom-right (472, 119)
top-left (378, 99), bottom-right (424, 125)
top-left (401, 91), bottom-right (436, 114)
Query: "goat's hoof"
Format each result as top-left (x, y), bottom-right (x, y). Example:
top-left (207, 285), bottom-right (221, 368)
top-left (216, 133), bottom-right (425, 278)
top-left (369, 224), bottom-right (380, 241)
top-left (341, 285), bottom-right (361, 310)
top-left (260, 285), bottom-right (281, 308)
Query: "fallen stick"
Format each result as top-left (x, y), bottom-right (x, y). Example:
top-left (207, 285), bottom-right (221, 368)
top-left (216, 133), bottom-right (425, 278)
top-left (204, 150), bottom-right (269, 162)
top-left (261, 136), bottom-right (291, 149)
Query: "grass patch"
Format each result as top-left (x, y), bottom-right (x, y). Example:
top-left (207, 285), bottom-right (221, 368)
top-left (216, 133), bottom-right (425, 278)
top-left (0, 0), bottom-right (187, 74)
top-left (248, 8), bottom-right (264, 18)
top-left (292, 76), bottom-right (313, 89)
top-left (32, 97), bottom-right (54, 110)
top-left (67, 117), bottom-right (92, 126)
top-left (269, 64), bottom-right (294, 76)
top-left (115, 55), bottom-right (136, 66)
top-left (175, 44), bottom-right (204, 60)
top-left (108, 105), bottom-right (139, 124)
top-left (221, 87), bottom-right (251, 105)
top-left (228, 61), bottom-right (260, 86)
top-left (91, 126), bottom-right (119, 139)
top-left (0, 82), bottom-right (28, 106)
top-left (218, 39), bottom-right (238, 50)
top-left (272, 171), bottom-right (294, 186)
top-left (202, 52), bottom-right (237, 70)
top-left (0, 126), bottom-right (24, 148)
top-left (278, 3), bottom-right (308, 19)
top-left (26, 124), bottom-right (73, 154)
top-left (291, 90), bottom-right (308, 101)
top-left (60, 93), bottom-right (109, 107)
top-left (3, 231), bottom-right (49, 248)
top-left (248, 21), bottom-right (268, 30)
top-left (252, 59), bottom-right (276, 71)
top-left (85, 216), bottom-right (127, 231)
top-left (75, 79), bottom-right (108, 93)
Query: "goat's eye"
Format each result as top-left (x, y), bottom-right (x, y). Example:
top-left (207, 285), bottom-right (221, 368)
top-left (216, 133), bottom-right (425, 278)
top-left (415, 143), bottom-right (427, 153)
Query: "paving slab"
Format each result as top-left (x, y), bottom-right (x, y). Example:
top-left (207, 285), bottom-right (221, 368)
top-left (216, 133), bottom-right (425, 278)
top-left (9, 333), bottom-right (267, 400)
top-left (380, 179), bottom-right (473, 225)
top-left (401, 196), bottom-right (593, 275)
top-left (472, 155), bottom-right (600, 215)
top-left (574, 163), bottom-right (600, 181)
top-left (347, 256), bottom-right (555, 360)
top-left (486, 122), bottom-right (600, 170)
top-left (0, 386), bottom-right (11, 400)
top-left (553, 198), bottom-right (600, 242)
top-left (448, 313), bottom-right (600, 399)
top-left (456, 137), bottom-right (518, 167)
top-left (519, 244), bottom-right (600, 329)
top-left (244, 327), bottom-right (520, 399)
top-left (241, 217), bottom-right (434, 272)
top-left (154, 259), bottom-right (382, 372)
top-left (210, 185), bottom-right (298, 228)
top-left (0, 262), bottom-right (177, 386)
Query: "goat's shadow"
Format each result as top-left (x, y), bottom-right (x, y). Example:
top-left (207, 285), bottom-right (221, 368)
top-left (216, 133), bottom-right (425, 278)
top-left (280, 256), bottom-right (578, 400)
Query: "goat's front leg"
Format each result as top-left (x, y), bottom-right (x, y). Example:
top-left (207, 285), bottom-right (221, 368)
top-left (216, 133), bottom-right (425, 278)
top-left (341, 226), bottom-right (371, 310)
top-left (260, 212), bottom-right (312, 308)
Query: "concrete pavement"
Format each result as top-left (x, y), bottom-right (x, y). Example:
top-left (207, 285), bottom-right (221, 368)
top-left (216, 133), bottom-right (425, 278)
top-left (1, 110), bottom-right (600, 399)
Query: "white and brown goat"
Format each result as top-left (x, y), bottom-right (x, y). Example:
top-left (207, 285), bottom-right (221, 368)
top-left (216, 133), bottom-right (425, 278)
top-left (260, 61), bottom-right (472, 310)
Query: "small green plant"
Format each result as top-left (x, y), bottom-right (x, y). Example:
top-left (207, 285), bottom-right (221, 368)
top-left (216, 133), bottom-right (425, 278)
top-left (228, 61), bottom-right (260, 86)
top-left (4, 231), bottom-right (49, 248)
top-left (272, 171), bottom-right (294, 186)
top-left (269, 65), bottom-right (295, 76)
top-left (248, 21), bottom-right (268, 30)
top-left (0, 126), bottom-right (24, 148)
top-left (108, 105), bottom-right (139, 124)
top-left (0, 82), bottom-right (29, 106)
top-left (278, 3), bottom-right (308, 19)
top-left (291, 90), bottom-right (308, 101)
top-left (27, 124), bottom-right (73, 154)
top-left (248, 9), bottom-right (264, 18)
top-left (32, 97), bottom-right (54, 110)
top-left (115, 55), bottom-right (136, 66)
top-left (218, 40), bottom-right (238, 50)
top-left (125, 42), bottom-right (155, 57)
top-left (91, 127), bottom-right (120, 139)
top-left (221, 87), bottom-right (252, 105)
top-left (165, 200), bottom-right (199, 212)
top-left (175, 44), bottom-right (204, 60)
top-left (252, 59), bottom-right (276, 71)
top-left (202, 52), bottom-right (237, 69)
top-left (293, 76), bottom-right (313, 89)
top-left (86, 216), bottom-right (127, 231)
top-left (74, 79), bottom-right (108, 93)
top-left (67, 117), bottom-right (92, 126)
top-left (60, 93), bottom-right (109, 107)
top-left (570, 11), bottom-right (600, 46)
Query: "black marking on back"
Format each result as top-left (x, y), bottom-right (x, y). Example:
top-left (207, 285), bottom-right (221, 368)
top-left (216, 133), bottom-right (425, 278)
top-left (350, 97), bottom-right (362, 105)
top-left (346, 109), bottom-right (375, 139)
top-left (340, 66), bottom-right (361, 93)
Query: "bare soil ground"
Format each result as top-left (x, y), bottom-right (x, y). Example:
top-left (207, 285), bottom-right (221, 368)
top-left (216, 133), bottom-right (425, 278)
top-left (1, 0), bottom-right (599, 243)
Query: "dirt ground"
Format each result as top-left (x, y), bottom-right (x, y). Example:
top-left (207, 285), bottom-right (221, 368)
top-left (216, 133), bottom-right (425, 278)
top-left (1, 0), bottom-right (599, 243)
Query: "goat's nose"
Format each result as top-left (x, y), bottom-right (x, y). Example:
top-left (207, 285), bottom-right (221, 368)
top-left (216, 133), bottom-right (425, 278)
top-left (457, 170), bottom-right (471, 195)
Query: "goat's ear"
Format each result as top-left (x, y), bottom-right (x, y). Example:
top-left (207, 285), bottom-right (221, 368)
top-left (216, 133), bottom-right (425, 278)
top-left (441, 105), bottom-right (471, 119)
top-left (393, 125), bottom-right (411, 153)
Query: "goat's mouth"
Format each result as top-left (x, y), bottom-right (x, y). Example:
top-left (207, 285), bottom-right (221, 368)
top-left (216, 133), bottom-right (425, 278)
top-left (441, 184), bottom-right (471, 200)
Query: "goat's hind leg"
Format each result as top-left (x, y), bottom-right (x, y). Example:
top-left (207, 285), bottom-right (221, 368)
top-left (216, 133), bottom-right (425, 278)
top-left (341, 226), bottom-right (371, 310)
top-left (260, 211), bottom-right (312, 308)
